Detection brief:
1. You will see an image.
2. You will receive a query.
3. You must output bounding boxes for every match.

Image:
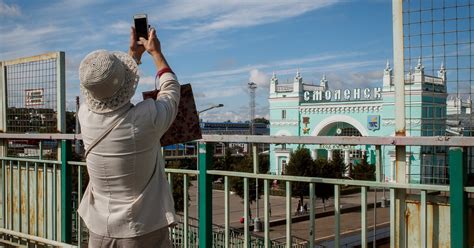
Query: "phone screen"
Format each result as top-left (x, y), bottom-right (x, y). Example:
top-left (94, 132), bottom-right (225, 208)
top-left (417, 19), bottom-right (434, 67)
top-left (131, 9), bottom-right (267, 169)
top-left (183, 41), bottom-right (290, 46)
top-left (134, 17), bottom-right (148, 41)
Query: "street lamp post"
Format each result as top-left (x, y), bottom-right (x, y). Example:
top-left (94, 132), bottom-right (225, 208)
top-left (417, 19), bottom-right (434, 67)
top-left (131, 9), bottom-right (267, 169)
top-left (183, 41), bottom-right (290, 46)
top-left (198, 104), bottom-right (224, 114)
top-left (195, 103), bottom-right (224, 218)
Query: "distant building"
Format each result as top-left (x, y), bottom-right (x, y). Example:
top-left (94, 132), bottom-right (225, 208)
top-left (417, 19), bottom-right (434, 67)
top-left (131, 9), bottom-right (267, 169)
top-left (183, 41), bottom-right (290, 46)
top-left (164, 122), bottom-right (270, 157)
top-left (200, 122), bottom-right (269, 135)
top-left (201, 122), bottom-right (269, 155)
top-left (446, 96), bottom-right (474, 177)
top-left (269, 60), bottom-right (453, 184)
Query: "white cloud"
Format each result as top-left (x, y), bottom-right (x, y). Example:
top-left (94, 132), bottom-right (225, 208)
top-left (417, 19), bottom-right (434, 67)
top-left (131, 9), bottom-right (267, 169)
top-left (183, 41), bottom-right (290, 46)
top-left (0, 25), bottom-right (62, 59)
top-left (42, 0), bottom-right (107, 15)
top-left (154, 0), bottom-right (340, 48)
top-left (110, 20), bottom-right (131, 35)
top-left (0, 0), bottom-right (21, 17)
top-left (349, 71), bottom-right (382, 85)
top-left (249, 69), bottom-right (270, 89)
top-left (181, 54), bottom-right (358, 93)
top-left (200, 110), bottom-right (243, 122)
top-left (197, 85), bottom-right (244, 100)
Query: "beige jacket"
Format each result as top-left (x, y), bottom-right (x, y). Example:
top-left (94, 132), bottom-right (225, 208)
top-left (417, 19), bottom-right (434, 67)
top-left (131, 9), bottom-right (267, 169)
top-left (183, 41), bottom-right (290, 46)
top-left (78, 72), bottom-right (180, 238)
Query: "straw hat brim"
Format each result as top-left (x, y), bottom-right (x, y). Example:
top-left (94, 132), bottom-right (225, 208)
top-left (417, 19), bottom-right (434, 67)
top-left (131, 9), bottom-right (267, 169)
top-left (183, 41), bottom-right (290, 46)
top-left (80, 51), bottom-right (139, 114)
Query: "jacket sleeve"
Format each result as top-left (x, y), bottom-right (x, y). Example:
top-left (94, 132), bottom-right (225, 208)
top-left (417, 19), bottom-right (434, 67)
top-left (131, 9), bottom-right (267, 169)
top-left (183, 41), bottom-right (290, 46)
top-left (152, 72), bottom-right (181, 136)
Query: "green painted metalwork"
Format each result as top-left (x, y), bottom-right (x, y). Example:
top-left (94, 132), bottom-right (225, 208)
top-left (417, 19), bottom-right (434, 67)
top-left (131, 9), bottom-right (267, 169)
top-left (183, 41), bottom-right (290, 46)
top-left (0, 157), bottom-right (61, 164)
top-left (309, 183), bottom-right (315, 247)
top-left (0, 134), bottom-right (473, 247)
top-left (334, 185), bottom-right (340, 247)
top-left (39, 141), bottom-right (43, 160)
top-left (375, 145), bottom-right (382, 182)
top-left (78, 165), bottom-right (83, 247)
top-left (17, 161), bottom-right (21, 233)
top-left (390, 188), bottom-right (395, 248)
top-left (449, 147), bottom-right (467, 248)
top-left (465, 187), bottom-right (474, 193)
top-left (53, 163), bottom-right (57, 240)
top-left (361, 186), bottom-right (367, 248)
top-left (167, 172), bottom-right (173, 189)
top-left (56, 51), bottom-right (66, 133)
top-left (34, 162), bottom-right (38, 236)
top-left (198, 142), bottom-right (213, 248)
top-left (207, 170), bottom-right (450, 191)
top-left (43, 163), bottom-right (47, 238)
top-left (264, 179), bottom-right (270, 248)
top-left (1, 160), bottom-right (5, 228)
top-left (9, 161), bottom-right (12, 230)
top-left (60, 140), bottom-right (72, 243)
top-left (183, 173), bottom-right (189, 248)
top-left (286, 181), bottom-right (291, 247)
top-left (26, 162), bottom-right (30, 235)
top-left (243, 177), bottom-right (249, 247)
top-left (224, 176), bottom-right (229, 248)
top-left (420, 190), bottom-right (427, 248)
top-left (0, 228), bottom-right (75, 248)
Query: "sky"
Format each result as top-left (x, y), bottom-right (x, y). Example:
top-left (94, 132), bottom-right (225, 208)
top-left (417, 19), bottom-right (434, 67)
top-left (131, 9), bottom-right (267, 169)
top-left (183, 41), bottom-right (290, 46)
top-left (0, 0), bottom-right (394, 122)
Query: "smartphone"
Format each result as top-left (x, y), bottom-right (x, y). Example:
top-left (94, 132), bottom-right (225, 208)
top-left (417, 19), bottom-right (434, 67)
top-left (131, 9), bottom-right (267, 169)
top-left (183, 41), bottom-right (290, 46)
top-left (134, 14), bottom-right (148, 41)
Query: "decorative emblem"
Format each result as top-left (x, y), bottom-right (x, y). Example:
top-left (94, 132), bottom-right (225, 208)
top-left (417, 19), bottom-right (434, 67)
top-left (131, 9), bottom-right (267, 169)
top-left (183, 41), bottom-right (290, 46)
top-left (368, 115), bottom-right (380, 131)
top-left (336, 128), bottom-right (342, 135)
top-left (302, 116), bottom-right (310, 134)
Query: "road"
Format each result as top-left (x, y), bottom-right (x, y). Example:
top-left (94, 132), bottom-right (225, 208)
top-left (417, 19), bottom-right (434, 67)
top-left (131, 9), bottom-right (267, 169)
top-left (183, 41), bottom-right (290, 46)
top-left (184, 180), bottom-right (390, 245)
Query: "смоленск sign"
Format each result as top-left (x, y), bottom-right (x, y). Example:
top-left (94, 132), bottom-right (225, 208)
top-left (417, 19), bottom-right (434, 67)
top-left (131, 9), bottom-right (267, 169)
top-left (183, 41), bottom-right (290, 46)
top-left (303, 87), bottom-right (382, 102)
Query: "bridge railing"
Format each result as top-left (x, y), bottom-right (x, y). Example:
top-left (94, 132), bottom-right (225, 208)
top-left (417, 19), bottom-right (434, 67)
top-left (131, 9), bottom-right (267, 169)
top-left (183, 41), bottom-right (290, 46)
top-left (0, 134), bottom-right (473, 247)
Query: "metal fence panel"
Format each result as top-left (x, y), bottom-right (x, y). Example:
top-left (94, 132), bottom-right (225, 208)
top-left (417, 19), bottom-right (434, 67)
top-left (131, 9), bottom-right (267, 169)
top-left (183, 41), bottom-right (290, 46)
top-left (0, 52), bottom-right (65, 159)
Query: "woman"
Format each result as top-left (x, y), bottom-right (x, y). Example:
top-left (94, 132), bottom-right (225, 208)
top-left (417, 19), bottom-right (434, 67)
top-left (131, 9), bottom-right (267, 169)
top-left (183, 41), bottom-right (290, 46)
top-left (78, 26), bottom-right (180, 247)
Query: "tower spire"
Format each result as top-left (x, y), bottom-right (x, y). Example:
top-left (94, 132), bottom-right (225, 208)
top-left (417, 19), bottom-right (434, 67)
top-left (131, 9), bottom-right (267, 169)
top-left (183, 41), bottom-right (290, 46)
top-left (383, 59), bottom-right (393, 87)
top-left (320, 74), bottom-right (328, 90)
top-left (415, 56), bottom-right (424, 72)
top-left (384, 60), bottom-right (392, 75)
top-left (293, 68), bottom-right (302, 93)
top-left (270, 71), bottom-right (278, 93)
top-left (438, 62), bottom-right (446, 82)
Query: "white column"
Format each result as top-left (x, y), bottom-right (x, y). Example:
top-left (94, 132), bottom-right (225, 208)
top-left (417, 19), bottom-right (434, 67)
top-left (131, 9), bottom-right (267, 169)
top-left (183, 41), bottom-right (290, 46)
top-left (327, 149), bottom-right (333, 161)
top-left (344, 149), bottom-right (350, 176)
top-left (311, 149), bottom-right (317, 160)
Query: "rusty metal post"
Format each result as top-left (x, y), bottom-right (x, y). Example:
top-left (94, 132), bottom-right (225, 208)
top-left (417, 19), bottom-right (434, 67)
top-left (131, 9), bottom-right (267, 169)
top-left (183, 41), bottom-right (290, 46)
top-left (392, 0), bottom-right (407, 247)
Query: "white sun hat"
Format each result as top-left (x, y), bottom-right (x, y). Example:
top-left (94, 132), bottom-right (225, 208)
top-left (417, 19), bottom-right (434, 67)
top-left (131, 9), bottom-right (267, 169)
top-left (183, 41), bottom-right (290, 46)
top-left (79, 50), bottom-right (139, 113)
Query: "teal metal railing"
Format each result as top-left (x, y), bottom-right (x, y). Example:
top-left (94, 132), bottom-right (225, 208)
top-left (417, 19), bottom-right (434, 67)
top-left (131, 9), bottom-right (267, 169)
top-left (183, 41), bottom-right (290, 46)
top-left (0, 134), bottom-right (473, 247)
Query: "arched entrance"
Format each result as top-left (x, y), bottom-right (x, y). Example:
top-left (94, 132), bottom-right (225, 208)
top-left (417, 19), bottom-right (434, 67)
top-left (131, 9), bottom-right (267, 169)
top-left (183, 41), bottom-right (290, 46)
top-left (311, 115), bottom-right (368, 170)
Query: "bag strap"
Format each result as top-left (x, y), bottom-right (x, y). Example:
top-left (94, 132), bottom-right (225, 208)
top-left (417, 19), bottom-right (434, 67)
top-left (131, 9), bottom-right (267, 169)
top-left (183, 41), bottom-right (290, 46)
top-left (85, 106), bottom-right (132, 158)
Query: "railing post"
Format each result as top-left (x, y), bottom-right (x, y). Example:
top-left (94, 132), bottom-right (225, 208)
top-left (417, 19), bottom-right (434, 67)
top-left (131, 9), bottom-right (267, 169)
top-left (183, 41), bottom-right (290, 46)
top-left (198, 142), bottom-right (213, 248)
top-left (449, 147), bottom-right (467, 248)
top-left (60, 140), bottom-right (72, 243)
top-left (0, 61), bottom-right (7, 157)
top-left (334, 185), bottom-right (340, 247)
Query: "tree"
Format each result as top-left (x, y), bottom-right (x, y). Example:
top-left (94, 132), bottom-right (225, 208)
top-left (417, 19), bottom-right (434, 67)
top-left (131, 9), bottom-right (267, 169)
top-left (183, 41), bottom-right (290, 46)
top-left (214, 149), bottom-right (238, 171)
top-left (284, 147), bottom-right (316, 204)
top-left (351, 154), bottom-right (375, 181)
top-left (214, 149), bottom-right (242, 181)
top-left (330, 151), bottom-right (346, 179)
top-left (166, 159), bottom-right (194, 211)
top-left (253, 117), bottom-right (270, 125)
top-left (230, 154), bottom-right (269, 207)
top-left (313, 158), bottom-right (334, 211)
